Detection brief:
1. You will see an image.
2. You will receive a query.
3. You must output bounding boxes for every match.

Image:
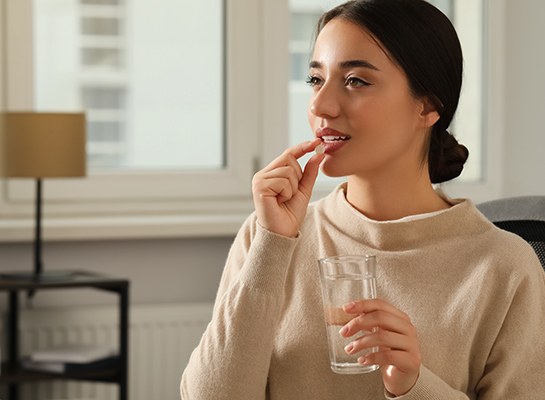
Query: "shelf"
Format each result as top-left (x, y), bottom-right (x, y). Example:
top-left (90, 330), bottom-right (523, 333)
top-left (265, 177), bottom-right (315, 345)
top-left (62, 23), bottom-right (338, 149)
top-left (0, 361), bottom-right (120, 384)
top-left (0, 270), bottom-right (128, 291)
top-left (0, 270), bottom-right (129, 399)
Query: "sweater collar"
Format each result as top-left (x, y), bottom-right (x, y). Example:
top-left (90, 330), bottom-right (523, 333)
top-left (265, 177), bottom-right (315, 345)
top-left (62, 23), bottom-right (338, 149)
top-left (319, 183), bottom-right (491, 251)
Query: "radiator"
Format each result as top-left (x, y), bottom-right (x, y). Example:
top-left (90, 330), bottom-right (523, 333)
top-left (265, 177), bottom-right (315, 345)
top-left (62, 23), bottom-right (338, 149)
top-left (1, 302), bottom-right (213, 400)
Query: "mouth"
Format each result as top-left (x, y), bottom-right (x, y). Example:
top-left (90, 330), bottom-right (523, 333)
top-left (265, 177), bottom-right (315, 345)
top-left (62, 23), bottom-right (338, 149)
top-left (321, 135), bottom-right (350, 143)
top-left (316, 127), bottom-right (351, 142)
top-left (316, 128), bottom-right (351, 154)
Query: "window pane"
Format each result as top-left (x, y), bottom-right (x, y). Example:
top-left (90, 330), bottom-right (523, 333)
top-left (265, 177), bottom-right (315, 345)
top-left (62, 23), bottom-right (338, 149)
top-left (81, 17), bottom-right (120, 36)
top-left (88, 121), bottom-right (123, 142)
top-left (34, 0), bottom-right (224, 172)
top-left (82, 87), bottom-right (124, 109)
top-left (81, 48), bottom-right (122, 67)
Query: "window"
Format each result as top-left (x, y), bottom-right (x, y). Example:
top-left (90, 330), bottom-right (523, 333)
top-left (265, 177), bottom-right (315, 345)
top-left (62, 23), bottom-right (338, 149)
top-left (0, 0), bottom-right (502, 240)
top-left (35, 0), bottom-right (224, 171)
top-left (1, 0), bottom-right (260, 239)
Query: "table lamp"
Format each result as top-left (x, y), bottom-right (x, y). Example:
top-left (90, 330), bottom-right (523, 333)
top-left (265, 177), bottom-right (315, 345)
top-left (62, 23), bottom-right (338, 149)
top-left (0, 112), bottom-right (86, 284)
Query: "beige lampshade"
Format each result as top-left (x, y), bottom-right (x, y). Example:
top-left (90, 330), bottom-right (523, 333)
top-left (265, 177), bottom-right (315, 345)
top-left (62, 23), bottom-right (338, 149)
top-left (0, 112), bottom-right (86, 178)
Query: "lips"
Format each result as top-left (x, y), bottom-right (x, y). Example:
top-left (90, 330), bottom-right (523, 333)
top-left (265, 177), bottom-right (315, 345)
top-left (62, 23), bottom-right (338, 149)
top-left (316, 127), bottom-right (350, 140)
top-left (316, 128), bottom-right (351, 154)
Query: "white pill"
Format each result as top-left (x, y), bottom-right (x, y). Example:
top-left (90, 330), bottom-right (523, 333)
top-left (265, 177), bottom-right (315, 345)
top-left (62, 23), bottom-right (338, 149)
top-left (315, 144), bottom-right (325, 154)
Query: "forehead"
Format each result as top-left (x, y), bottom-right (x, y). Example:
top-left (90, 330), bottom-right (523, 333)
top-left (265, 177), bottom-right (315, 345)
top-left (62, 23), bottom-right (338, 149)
top-left (312, 18), bottom-right (392, 69)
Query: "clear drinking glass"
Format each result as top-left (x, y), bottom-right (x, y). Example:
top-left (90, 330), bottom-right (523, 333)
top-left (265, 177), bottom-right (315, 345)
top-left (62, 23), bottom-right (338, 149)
top-left (318, 255), bottom-right (379, 374)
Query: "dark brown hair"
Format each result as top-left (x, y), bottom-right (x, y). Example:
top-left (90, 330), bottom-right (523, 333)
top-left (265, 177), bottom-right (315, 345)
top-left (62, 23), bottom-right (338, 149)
top-left (316, 0), bottom-right (469, 183)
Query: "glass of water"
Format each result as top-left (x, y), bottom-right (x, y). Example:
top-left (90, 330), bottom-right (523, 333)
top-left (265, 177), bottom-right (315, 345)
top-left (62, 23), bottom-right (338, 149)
top-left (318, 254), bottom-right (379, 374)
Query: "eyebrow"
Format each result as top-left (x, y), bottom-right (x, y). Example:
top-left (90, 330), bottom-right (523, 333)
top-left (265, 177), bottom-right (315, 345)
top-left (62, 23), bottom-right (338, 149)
top-left (309, 59), bottom-right (380, 71)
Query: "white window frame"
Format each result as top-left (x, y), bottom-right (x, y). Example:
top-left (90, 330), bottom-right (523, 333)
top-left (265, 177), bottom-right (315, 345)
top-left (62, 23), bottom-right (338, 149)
top-left (0, 0), bottom-right (504, 241)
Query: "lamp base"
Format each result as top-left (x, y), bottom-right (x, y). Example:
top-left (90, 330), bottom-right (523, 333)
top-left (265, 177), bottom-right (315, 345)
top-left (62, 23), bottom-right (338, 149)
top-left (0, 270), bottom-right (75, 283)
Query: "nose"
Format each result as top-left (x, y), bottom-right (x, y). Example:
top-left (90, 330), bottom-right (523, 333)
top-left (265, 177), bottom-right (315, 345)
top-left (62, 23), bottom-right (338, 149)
top-left (309, 83), bottom-right (341, 119)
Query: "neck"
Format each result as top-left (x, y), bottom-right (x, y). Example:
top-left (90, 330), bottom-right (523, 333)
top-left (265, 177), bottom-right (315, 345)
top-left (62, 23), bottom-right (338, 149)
top-left (346, 170), bottom-right (450, 221)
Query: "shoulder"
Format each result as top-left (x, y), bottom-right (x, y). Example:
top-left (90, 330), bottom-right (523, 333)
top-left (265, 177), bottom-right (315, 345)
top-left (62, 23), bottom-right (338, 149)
top-left (488, 226), bottom-right (541, 271)
top-left (472, 210), bottom-right (544, 286)
top-left (447, 198), bottom-right (538, 260)
top-left (470, 201), bottom-right (538, 261)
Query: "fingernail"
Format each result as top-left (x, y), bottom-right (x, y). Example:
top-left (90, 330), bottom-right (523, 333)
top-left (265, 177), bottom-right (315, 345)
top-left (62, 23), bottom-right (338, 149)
top-left (358, 356), bottom-right (369, 365)
top-left (339, 325), bottom-right (349, 336)
top-left (344, 302), bottom-right (356, 311)
top-left (344, 343), bottom-right (354, 354)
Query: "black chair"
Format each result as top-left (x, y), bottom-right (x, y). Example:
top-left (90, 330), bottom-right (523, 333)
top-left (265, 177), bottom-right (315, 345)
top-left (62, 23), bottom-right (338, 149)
top-left (477, 196), bottom-right (545, 268)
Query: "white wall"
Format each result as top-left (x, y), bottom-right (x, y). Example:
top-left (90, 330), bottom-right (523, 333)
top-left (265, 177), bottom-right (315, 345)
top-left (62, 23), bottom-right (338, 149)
top-left (1, 0), bottom-right (545, 310)
top-left (503, 0), bottom-right (545, 196)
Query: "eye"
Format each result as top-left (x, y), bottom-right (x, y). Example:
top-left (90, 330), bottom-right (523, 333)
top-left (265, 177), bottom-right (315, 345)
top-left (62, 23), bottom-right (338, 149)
top-left (306, 75), bottom-right (323, 87)
top-left (346, 76), bottom-right (371, 88)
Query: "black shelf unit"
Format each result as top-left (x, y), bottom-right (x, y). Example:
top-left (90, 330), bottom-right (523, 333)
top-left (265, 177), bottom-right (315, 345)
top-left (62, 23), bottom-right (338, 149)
top-left (0, 270), bottom-right (129, 400)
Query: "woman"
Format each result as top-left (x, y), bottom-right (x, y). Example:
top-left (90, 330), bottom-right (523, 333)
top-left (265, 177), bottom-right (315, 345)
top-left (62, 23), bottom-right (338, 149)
top-left (181, 0), bottom-right (545, 398)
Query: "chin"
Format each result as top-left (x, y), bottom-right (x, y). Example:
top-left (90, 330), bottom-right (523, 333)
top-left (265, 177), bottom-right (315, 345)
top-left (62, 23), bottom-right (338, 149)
top-left (320, 164), bottom-right (349, 178)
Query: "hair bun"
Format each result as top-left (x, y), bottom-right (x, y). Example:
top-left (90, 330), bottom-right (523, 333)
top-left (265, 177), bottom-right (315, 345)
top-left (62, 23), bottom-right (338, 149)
top-left (429, 130), bottom-right (469, 184)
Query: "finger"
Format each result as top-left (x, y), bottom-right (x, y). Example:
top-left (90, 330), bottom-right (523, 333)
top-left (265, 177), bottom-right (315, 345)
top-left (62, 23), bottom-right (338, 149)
top-left (255, 155), bottom-right (303, 186)
top-left (341, 310), bottom-right (414, 337)
top-left (299, 152), bottom-right (325, 199)
top-left (287, 138), bottom-right (322, 158)
top-left (286, 155), bottom-right (304, 182)
top-left (260, 166), bottom-right (300, 199)
top-left (344, 299), bottom-right (411, 321)
top-left (252, 176), bottom-right (294, 203)
top-left (325, 306), bottom-right (353, 326)
top-left (359, 350), bottom-right (420, 373)
top-left (346, 329), bottom-right (412, 355)
top-left (263, 138), bottom-right (322, 172)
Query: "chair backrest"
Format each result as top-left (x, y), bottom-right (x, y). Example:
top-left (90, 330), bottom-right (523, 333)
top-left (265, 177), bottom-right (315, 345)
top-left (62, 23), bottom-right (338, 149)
top-left (477, 196), bottom-right (545, 268)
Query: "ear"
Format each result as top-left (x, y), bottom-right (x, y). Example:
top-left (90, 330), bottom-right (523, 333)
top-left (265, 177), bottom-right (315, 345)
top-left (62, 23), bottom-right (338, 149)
top-left (418, 97), bottom-right (440, 128)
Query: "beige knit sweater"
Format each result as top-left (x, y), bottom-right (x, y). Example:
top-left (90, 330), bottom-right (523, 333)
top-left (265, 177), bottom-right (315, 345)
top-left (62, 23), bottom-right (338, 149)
top-left (181, 184), bottom-right (545, 399)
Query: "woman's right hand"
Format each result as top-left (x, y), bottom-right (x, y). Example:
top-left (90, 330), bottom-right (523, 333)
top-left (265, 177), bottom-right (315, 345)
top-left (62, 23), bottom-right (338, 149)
top-left (252, 138), bottom-right (325, 237)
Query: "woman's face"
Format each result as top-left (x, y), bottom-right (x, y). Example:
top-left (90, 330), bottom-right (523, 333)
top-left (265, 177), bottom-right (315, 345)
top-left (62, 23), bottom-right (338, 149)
top-left (308, 18), bottom-right (436, 180)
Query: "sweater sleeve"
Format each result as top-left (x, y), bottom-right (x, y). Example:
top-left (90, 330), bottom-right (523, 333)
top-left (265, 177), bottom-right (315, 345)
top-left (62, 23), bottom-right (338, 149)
top-left (384, 366), bottom-right (471, 400)
top-left (180, 215), bottom-right (298, 400)
top-left (386, 248), bottom-right (545, 400)
top-left (474, 252), bottom-right (545, 399)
